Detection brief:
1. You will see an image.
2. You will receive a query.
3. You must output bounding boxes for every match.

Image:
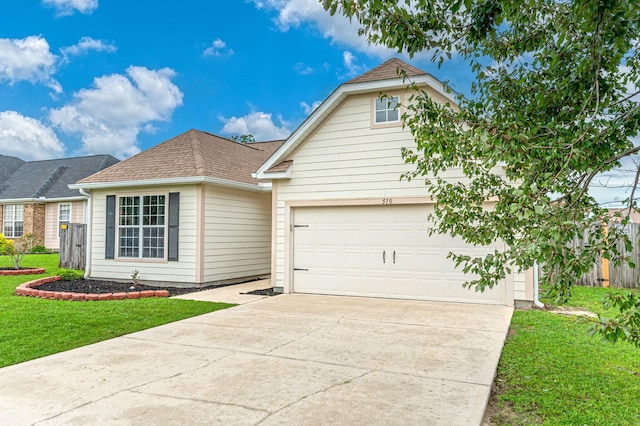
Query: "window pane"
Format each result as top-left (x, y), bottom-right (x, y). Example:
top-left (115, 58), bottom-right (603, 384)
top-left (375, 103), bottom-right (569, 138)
top-left (376, 111), bottom-right (387, 122)
top-left (14, 222), bottom-right (23, 237)
top-left (375, 98), bottom-right (385, 112)
top-left (142, 194), bottom-right (165, 227)
top-left (59, 204), bottom-right (71, 221)
top-left (118, 228), bottom-right (139, 257)
top-left (142, 227), bottom-right (164, 258)
top-left (119, 197), bottom-right (139, 226)
top-left (388, 108), bottom-right (399, 122)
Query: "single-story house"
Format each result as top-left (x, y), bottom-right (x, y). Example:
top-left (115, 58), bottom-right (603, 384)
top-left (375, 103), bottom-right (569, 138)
top-left (255, 58), bottom-right (533, 306)
top-left (71, 130), bottom-right (283, 286)
top-left (0, 154), bottom-right (119, 250)
top-left (74, 58), bottom-right (534, 306)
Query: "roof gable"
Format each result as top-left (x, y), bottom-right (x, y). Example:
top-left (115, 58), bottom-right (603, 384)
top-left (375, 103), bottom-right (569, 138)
top-left (78, 129), bottom-right (284, 188)
top-left (256, 58), bottom-right (456, 178)
top-left (346, 58), bottom-right (428, 84)
top-left (0, 155), bottom-right (119, 201)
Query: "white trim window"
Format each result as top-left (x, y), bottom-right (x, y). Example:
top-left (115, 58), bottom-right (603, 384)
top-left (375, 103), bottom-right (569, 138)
top-left (374, 96), bottom-right (400, 124)
top-left (58, 203), bottom-right (71, 237)
top-left (3, 205), bottom-right (24, 238)
top-left (117, 195), bottom-right (166, 259)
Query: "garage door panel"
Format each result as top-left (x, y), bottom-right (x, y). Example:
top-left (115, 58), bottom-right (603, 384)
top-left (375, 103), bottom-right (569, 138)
top-left (292, 205), bottom-right (507, 304)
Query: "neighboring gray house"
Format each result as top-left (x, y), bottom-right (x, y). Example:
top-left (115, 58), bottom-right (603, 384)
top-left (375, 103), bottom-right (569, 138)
top-left (0, 154), bottom-right (119, 250)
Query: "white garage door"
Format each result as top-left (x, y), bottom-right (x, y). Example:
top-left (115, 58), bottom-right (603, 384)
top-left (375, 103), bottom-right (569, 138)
top-left (292, 204), bottom-right (507, 304)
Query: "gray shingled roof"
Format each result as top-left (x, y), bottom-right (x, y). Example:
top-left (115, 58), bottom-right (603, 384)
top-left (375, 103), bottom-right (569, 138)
top-left (0, 154), bottom-right (119, 200)
top-left (0, 155), bottom-right (25, 183)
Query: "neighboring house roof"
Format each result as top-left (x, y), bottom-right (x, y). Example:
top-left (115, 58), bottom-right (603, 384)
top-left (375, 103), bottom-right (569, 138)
top-left (0, 154), bottom-right (119, 201)
top-left (76, 129), bottom-right (285, 190)
top-left (0, 155), bottom-right (25, 183)
top-left (255, 58), bottom-right (456, 179)
top-left (607, 208), bottom-right (640, 223)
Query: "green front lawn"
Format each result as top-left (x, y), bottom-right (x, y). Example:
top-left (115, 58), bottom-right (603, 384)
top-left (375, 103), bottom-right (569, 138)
top-left (0, 254), bottom-right (233, 368)
top-left (490, 286), bottom-right (640, 425)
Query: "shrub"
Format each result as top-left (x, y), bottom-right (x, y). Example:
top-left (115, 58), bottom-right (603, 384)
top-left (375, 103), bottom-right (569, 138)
top-left (59, 269), bottom-right (84, 281)
top-left (30, 245), bottom-right (49, 253)
top-left (0, 234), bottom-right (14, 256)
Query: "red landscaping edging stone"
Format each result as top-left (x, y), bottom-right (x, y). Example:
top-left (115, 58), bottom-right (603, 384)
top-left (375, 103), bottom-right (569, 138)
top-left (14, 276), bottom-right (171, 301)
top-left (0, 268), bottom-right (45, 276)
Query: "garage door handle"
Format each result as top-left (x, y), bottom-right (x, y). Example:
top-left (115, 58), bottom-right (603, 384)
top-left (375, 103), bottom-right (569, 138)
top-left (393, 250), bottom-right (396, 264)
top-left (382, 250), bottom-right (386, 264)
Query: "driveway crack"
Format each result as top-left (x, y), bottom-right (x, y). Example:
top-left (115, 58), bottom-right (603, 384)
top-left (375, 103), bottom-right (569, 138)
top-left (256, 370), bottom-right (372, 424)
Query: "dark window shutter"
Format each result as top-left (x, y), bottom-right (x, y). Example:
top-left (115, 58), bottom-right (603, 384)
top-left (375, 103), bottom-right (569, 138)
top-left (168, 192), bottom-right (179, 261)
top-left (105, 195), bottom-right (116, 259)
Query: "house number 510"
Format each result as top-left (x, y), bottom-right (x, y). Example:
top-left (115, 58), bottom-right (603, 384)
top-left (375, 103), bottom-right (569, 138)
top-left (382, 198), bottom-right (393, 205)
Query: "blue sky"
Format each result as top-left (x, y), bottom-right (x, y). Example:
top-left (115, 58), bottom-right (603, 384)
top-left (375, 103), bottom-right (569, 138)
top-left (0, 0), bottom-right (473, 161)
top-left (0, 0), bottom-right (632, 205)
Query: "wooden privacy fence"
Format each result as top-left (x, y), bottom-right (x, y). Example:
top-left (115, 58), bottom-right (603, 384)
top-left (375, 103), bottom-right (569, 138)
top-left (59, 223), bottom-right (86, 271)
top-left (577, 221), bottom-right (640, 289)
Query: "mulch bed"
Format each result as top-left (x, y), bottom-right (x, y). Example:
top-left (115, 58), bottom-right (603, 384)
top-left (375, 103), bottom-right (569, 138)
top-left (242, 287), bottom-right (280, 296)
top-left (37, 279), bottom-right (278, 297)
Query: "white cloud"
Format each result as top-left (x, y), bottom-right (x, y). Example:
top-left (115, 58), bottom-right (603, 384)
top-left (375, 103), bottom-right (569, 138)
top-left (251, 0), bottom-right (395, 58)
top-left (294, 62), bottom-right (314, 75)
top-left (49, 66), bottom-right (183, 158)
top-left (60, 37), bottom-right (117, 58)
top-left (0, 36), bottom-right (61, 93)
top-left (0, 111), bottom-right (65, 161)
top-left (220, 111), bottom-right (291, 141)
top-left (42, 0), bottom-right (98, 16)
top-left (342, 51), bottom-right (366, 77)
top-left (300, 100), bottom-right (321, 115)
top-left (203, 39), bottom-right (235, 57)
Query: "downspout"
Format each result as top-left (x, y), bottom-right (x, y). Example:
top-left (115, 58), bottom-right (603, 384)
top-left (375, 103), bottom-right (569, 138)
top-left (79, 188), bottom-right (92, 279)
top-left (533, 261), bottom-right (544, 308)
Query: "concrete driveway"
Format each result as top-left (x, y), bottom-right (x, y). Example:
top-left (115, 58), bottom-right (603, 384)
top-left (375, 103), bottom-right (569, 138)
top-left (0, 293), bottom-right (512, 425)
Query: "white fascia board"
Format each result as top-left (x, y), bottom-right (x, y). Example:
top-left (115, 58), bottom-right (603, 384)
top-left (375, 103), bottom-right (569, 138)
top-left (69, 176), bottom-right (271, 193)
top-left (0, 196), bottom-right (87, 204)
top-left (255, 75), bottom-right (456, 179)
top-left (254, 166), bottom-right (292, 180)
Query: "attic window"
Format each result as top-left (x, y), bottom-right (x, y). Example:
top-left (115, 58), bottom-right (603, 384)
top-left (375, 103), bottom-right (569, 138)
top-left (374, 96), bottom-right (400, 124)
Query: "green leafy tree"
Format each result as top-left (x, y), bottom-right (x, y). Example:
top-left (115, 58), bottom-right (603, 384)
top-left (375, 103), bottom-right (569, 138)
top-left (1, 233), bottom-right (38, 269)
top-left (230, 134), bottom-right (256, 143)
top-left (324, 0), bottom-right (640, 346)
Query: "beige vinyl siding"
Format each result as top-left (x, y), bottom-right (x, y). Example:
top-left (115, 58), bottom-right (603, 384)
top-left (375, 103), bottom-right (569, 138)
top-left (89, 185), bottom-right (198, 284)
top-left (515, 269), bottom-right (534, 303)
top-left (72, 202), bottom-right (85, 223)
top-left (44, 200), bottom-right (86, 250)
top-left (280, 94), bottom-right (465, 201)
top-left (44, 204), bottom-right (58, 249)
top-left (203, 185), bottom-right (271, 282)
top-left (513, 272), bottom-right (526, 301)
